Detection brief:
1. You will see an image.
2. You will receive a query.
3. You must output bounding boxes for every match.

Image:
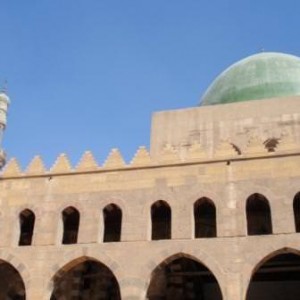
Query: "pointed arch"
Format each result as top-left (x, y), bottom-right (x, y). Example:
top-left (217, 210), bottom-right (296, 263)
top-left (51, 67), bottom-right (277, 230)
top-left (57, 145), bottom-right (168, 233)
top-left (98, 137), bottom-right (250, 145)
top-left (246, 193), bottom-right (272, 235)
top-left (293, 192), bottom-right (300, 232)
top-left (103, 203), bottom-right (122, 242)
top-left (151, 200), bottom-right (171, 240)
top-left (50, 256), bottom-right (121, 300)
top-left (0, 260), bottom-right (26, 299)
top-left (246, 249), bottom-right (300, 300)
top-left (62, 206), bottom-right (80, 244)
top-left (19, 209), bottom-right (35, 246)
top-left (147, 253), bottom-right (223, 300)
top-left (194, 197), bottom-right (217, 238)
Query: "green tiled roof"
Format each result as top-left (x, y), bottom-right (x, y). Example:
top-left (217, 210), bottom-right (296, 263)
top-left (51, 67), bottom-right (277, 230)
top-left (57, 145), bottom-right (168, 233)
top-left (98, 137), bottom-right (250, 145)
top-left (200, 52), bottom-right (300, 106)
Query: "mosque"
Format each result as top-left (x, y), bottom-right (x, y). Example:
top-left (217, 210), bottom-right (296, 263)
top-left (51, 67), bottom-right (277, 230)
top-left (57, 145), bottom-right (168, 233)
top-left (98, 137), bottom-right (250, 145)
top-left (0, 51), bottom-right (300, 300)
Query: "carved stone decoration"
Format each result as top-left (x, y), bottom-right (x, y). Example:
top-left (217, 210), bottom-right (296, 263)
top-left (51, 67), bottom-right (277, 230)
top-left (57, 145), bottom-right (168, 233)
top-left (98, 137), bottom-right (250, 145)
top-left (158, 143), bottom-right (179, 163)
top-left (245, 136), bottom-right (267, 155)
top-left (186, 142), bottom-right (207, 161)
top-left (276, 133), bottom-right (299, 152)
top-left (103, 148), bottom-right (126, 168)
top-left (263, 138), bottom-right (280, 152)
top-left (214, 140), bottom-right (240, 158)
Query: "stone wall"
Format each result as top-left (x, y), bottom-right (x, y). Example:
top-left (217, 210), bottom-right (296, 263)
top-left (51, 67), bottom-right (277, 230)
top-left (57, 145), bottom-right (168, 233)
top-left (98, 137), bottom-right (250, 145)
top-left (1, 97), bottom-right (300, 299)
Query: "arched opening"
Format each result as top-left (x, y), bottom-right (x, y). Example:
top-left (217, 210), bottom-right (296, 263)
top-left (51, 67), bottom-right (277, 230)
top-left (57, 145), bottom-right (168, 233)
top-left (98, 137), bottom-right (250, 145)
top-left (103, 204), bottom-right (122, 242)
top-left (50, 258), bottom-right (121, 300)
top-left (246, 251), bottom-right (300, 300)
top-left (147, 255), bottom-right (223, 300)
top-left (62, 207), bottom-right (80, 244)
top-left (151, 200), bottom-right (171, 240)
top-left (246, 193), bottom-right (272, 235)
top-left (0, 260), bottom-right (26, 299)
top-left (19, 209), bottom-right (35, 246)
top-left (293, 192), bottom-right (300, 232)
top-left (194, 198), bottom-right (217, 238)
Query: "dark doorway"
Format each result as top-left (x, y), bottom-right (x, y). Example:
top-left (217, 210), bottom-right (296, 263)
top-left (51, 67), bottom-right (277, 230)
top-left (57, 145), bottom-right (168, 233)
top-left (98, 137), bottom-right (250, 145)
top-left (246, 252), bottom-right (300, 300)
top-left (293, 192), bottom-right (300, 232)
top-left (151, 200), bottom-right (171, 240)
top-left (19, 209), bottom-right (35, 246)
top-left (50, 259), bottom-right (121, 300)
top-left (103, 204), bottom-right (122, 242)
top-left (147, 255), bottom-right (223, 300)
top-left (246, 193), bottom-right (272, 235)
top-left (194, 198), bottom-right (217, 238)
top-left (62, 207), bottom-right (80, 244)
top-left (0, 261), bottom-right (26, 299)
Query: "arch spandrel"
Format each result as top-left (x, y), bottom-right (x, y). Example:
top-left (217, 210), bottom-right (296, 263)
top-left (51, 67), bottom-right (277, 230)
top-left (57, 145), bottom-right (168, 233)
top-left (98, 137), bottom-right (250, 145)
top-left (99, 198), bottom-right (128, 215)
top-left (0, 257), bottom-right (27, 299)
top-left (0, 252), bottom-right (30, 286)
top-left (186, 188), bottom-right (222, 210)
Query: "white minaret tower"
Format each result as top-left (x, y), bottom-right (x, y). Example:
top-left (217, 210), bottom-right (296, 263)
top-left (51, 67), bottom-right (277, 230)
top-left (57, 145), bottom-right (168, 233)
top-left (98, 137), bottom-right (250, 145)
top-left (0, 89), bottom-right (10, 168)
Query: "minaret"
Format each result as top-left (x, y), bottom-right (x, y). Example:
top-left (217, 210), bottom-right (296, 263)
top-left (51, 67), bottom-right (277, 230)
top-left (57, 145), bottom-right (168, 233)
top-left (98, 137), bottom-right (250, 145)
top-left (0, 89), bottom-right (10, 168)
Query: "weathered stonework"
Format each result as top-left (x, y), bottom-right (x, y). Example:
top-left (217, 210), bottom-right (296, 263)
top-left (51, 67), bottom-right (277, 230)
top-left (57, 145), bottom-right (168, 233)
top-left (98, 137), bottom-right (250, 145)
top-left (1, 96), bottom-right (300, 299)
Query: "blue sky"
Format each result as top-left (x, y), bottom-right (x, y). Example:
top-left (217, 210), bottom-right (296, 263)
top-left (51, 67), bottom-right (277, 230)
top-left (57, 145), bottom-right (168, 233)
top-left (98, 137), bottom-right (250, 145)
top-left (0, 0), bottom-right (299, 168)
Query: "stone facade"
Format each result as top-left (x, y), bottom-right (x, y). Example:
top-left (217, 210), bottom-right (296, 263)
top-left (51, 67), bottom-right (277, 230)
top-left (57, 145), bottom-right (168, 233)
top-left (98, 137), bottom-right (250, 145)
top-left (1, 96), bottom-right (300, 299)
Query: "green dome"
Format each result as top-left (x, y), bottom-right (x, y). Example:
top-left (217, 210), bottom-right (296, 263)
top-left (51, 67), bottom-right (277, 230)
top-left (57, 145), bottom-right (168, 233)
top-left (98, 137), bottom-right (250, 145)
top-left (200, 52), bottom-right (300, 106)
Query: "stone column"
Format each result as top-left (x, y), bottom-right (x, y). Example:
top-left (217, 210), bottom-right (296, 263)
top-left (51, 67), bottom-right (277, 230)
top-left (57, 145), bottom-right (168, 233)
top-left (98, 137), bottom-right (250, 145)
top-left (119, 277), bottom-right (148, 300)
top-left (225, 273), bottom-right (244, 300)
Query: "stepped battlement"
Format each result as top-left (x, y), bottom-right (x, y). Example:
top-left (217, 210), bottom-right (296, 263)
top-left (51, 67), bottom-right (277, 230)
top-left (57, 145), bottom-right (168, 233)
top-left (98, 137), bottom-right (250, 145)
top-left (2, 131), bottom-right (299, 178)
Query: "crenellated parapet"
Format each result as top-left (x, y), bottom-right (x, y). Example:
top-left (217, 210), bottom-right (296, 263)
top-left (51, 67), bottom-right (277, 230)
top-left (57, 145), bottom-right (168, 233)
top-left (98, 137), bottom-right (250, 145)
top-left (2, 134), bottom-right (300, 178)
